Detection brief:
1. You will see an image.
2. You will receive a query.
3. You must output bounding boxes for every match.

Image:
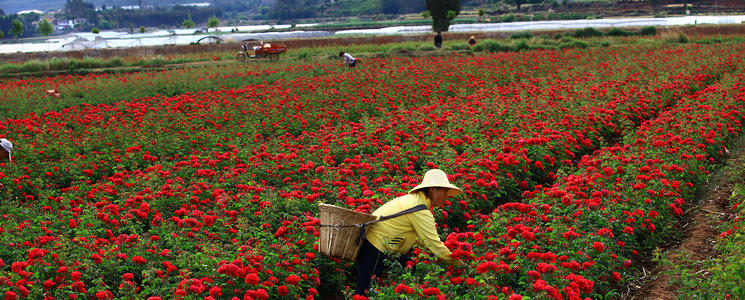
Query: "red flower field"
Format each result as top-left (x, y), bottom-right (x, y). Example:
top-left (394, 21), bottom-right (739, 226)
top-left (1, 40), bottom-right (745, 299)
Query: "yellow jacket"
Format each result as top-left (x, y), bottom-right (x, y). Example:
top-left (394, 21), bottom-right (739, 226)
top-left (365, 191), bottom-right (458, 265)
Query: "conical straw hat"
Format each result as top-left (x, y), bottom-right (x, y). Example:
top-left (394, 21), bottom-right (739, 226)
top-left (408, 169), bottom-right (463, 197)
top-left (0, 138), bottom-right (11, 163)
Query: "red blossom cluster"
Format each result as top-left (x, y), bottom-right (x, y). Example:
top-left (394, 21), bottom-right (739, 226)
top-left (0, 42), bottom-right (744, 299)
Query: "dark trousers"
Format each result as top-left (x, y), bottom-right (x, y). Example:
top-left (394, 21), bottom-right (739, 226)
top-left (355, 239), bottom-right (412, 296)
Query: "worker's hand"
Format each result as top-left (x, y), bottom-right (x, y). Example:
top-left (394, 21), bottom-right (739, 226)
top-left (451, 259), bottom-right (464, 267)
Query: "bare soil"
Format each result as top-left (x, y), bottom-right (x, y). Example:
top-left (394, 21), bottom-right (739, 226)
top-left (630, 146), bottom-right (741, 299)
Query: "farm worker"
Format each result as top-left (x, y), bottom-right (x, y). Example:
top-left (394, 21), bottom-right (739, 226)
top-left (339, 52), bottom-right (357, 68)
top-left (355, 169), bottom-right (463, 296)
top-left (0, 138), bottom-right (12, 163)
top-left (45, 88), bottom-right (60, 98)
top-left (468, 35), bottom-right (477, 46)
top-left (434, 31), bottom-right (443, 48)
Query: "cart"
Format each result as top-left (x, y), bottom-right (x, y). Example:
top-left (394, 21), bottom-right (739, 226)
top-left (236, 42), bottom-right (287, 62)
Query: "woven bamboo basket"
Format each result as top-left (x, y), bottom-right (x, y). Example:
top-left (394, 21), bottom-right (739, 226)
top-left (318, 203), bottom-right (378, 261)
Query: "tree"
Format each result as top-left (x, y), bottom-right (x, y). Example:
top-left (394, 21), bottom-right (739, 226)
top-left (0, 30), bottom-right (4, 41)
top-left (139, 26), bottom-right (145, 33)
top-left (38, 18), bottom-right (53, 38)
top-left (208, 15), bottom-right (219, 31)
top-left (269, 0), bottom-right (316, 21)
top-left (91, 27), bottom-right (99, 34)
top-left (425, 0), bottom-right (460, 32)
top-left (381, 0), bottom-right (400, 14)
top-left (509, 0), bottom-right (525, 10)
top-left (65, 0), bottom-right (96, 21)
top-left (183, 13), bottom-right (195, 29)
top-left (10, 19), bottom-right (23, 39)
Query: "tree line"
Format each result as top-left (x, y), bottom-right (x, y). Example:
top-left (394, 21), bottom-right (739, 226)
top-left (0, 11), bottom-right (40, 40)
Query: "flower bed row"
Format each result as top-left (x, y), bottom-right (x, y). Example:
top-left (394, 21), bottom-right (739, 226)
top-left (0, 42), bottom-right (744, 299)
top-left (366, 66), bottom-right (745, 299)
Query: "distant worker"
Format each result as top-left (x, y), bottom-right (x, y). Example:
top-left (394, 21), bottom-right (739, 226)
top-left (0, 138), bottom-right (12, 163)
top-left (434, 31), bottom-right (443, 48)
top-left (45, 88), bottom-right (60, 98)
top-left (339, 52), bottom-right (357, 68)
top-left (468, 35), bottom-right (477, 46)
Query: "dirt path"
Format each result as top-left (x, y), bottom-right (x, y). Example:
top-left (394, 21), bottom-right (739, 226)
top-left (630, 146), bottom-right (741, 299)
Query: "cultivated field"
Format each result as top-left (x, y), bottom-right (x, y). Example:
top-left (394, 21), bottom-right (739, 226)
top-left (1, 33), bottom-right (745, 299)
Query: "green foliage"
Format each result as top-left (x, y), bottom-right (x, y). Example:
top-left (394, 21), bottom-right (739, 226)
top-left (425, 0), bottom-right (461, 32)
top-left (208, 15), bottom-right (220, 29)
top-left (91, 27), bottom-right (100, 34)
top-left (139, 26), bottom-right (145, 33)
top-left (677, 33), bottom-right (689, 43)
top-left (559, 38), bottom-right (588, 49)
top-left (574, 27), bottom-right (603, 38)
top-left (421, 11), bottom-right (431, 18)
top-left (501, 13), bottom-right (516, 22)
top-left (38, 18), bottom-right (53, 37)
top-left (639, 26), bottom-right (658, 36)
top-left (662, 32), bottom-right (690, 44)
top-left (607, 27), bottom-right (633, 37)
top-left (97, 6), bottom-right (221, 28)
top-left (64, 0), bottom-right (96, 22)
top-left (661, 155), bottom-right (745, 299)
top-left (10, 19), bottom-right (22, 39)
top-left (472, 39), bottom-right (512, 52)
top-left (269, 0), bottom-right (317, 20)
top-left (510, 32), bottom-right (533, 39)
top-left (446, 10), bottom-right (457, 19)
top-left (448, 43), bottom-right (471, 50)
top-left (418, 44), bottom-right (437, 51)
top-left (183, 14), bottom-right (195, 29)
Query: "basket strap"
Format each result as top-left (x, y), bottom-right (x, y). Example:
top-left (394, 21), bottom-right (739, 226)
top-left (318, 205), bottom-right (429, 246)
top-left (354, 204), bottom-right (428, 246)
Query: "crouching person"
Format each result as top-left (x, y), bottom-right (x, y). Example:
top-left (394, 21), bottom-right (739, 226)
top-left (0, 138), bottom-right (12, 164)
top-left (355, 169), bottom-right (463, 296)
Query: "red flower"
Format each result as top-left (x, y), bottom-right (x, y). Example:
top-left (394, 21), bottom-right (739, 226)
top-left (592, 241), bottom-right (604, 253)
top-left (95, 290), bottom-right (113, 300)
top-left (245, 273), bottom-right (260, 285)
top-left (277, 285), bottom-right (289, 296)
top-left (132, 256), bottom-right (147, 264)
top-left (274, 226), bottom-right (287, 237)
top-left (209, 286), bottom-right (222, 297)
top-left (91, 254), bottom-right (103, 264)
top-left (394, 283), bottom-right (414, 294)
top-left (285, 275), bottom-right (301, 285)
top-left (422, 287), bottom-right (441, 296)
top-left (5, 291), bottom-right (17, 300)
